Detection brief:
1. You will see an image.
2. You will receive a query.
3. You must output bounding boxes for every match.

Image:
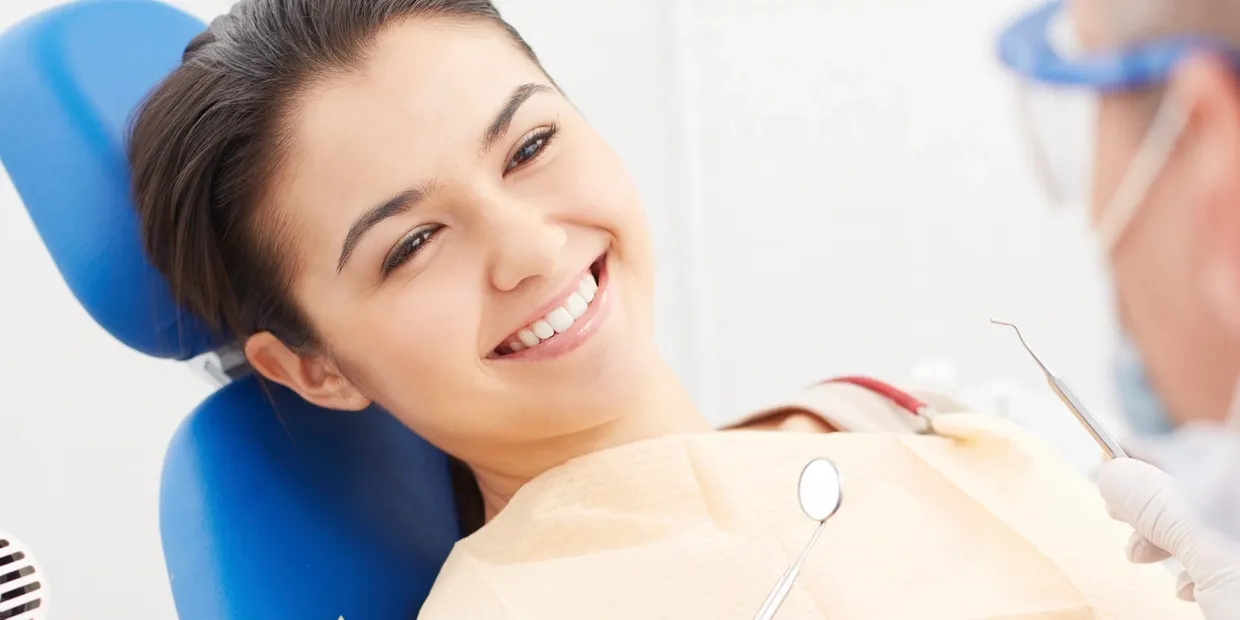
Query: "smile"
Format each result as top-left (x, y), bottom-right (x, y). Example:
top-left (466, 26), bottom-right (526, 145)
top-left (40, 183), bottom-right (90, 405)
top-left (490, 254), bottom-right (610, 361)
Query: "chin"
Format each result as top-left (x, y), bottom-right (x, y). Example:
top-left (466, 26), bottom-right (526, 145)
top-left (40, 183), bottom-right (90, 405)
top-left (508, 345), bottom-right (661, 438)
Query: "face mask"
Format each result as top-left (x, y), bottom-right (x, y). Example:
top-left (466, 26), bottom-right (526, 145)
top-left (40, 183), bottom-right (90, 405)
top-left (1097, 97), bottom-right (1190, 435)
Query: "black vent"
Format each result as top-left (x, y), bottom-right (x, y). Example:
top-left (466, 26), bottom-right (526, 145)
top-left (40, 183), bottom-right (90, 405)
top-left (0, 540), bottom-right (42, 620)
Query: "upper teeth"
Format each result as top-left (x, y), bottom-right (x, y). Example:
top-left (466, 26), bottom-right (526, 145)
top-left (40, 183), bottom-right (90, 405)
top-left (507, 272), bottom-right (599, 353)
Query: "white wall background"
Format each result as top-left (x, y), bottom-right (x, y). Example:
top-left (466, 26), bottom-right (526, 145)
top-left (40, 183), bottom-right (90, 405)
top-left (0, 0), bottom-right (1120, 617)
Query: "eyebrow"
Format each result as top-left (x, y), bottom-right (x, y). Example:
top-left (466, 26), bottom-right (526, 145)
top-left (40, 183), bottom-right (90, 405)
top-left (336, 185), bottom-right (432, 273)
top-left (481, 83), bottom-right (552, 154)
top-left (336, 83), bottom-right (552, 274)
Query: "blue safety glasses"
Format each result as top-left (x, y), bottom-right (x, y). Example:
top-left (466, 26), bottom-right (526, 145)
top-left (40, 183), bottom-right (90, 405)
top-left (997, 0), bottom-right (1237, 91)
top-left (994, 0), bottom-right (1239, 206)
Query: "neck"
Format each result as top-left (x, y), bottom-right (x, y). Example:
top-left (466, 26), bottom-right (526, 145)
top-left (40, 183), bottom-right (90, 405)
top-left (470, 363), bottom-right (709, 521)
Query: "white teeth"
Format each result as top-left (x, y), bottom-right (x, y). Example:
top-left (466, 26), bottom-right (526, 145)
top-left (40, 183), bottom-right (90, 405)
top-left (546, 307), bottom-right (574, 333)
top-left (517, 330), bottom-right (540, 348)
top-left (501, 267), bottom-right (603, 354)
top-left (532, 320), bottom-right (555, 340)
top-left (565, 293), bottom-right (588, 319)
top-left (579, 274), bottom-right (597, 303)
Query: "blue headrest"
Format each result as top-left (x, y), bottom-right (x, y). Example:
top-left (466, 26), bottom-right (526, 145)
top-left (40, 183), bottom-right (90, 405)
top-left (0, 2), bottom-right (461, 617)
top-left (162, 376), bottom-right (460, 619)
top-left (0, 0), bottom-right (221, 359)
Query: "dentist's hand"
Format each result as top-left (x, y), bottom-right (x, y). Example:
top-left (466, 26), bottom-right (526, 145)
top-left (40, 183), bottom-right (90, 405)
top-left (1097, 458), bottom-right (1240, 619)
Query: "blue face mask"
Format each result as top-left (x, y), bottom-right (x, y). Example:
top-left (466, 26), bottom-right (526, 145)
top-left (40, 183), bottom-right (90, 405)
top-left (1113, 334), bottom-right (1175, 436)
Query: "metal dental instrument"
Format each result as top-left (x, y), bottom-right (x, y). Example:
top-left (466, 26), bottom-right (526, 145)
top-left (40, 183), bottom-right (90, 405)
top-left (754, 458), bottom-right (844, 620)
top-left (991, 319), bottom-right (1127, 459)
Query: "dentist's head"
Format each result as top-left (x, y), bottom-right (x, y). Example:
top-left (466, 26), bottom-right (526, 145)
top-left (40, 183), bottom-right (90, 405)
top-left (1000, 0), bottom-right (1240, 435)
top-left (127, 0), bottom-right (702, 526)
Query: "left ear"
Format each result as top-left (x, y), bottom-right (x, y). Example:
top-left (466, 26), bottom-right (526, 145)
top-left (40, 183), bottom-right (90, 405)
top-left (1176, 53), bottom-right (1240, 337)
top-left (244, 331), bottom-right (373, 412)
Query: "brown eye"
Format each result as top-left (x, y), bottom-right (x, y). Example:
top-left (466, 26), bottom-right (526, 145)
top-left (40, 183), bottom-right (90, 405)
top-left (505, 126), bottom-right (557, 173)
top-left (382, 225), bottom-right (442, 275)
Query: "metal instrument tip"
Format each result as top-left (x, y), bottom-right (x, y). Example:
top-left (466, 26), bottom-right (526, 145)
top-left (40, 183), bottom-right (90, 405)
top-left (990, 319), bottom-right (1051, 375)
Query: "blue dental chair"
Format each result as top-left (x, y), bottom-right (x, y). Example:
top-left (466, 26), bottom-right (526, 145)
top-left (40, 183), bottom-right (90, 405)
top-left (0, 1), bottom-right (461, 617)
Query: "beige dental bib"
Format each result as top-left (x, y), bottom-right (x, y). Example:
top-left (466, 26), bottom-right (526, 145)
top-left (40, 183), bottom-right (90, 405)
top-left (418, 381), bottom-right (1201, 619)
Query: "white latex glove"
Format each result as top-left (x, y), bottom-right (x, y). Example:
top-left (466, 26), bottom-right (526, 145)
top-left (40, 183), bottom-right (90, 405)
top-left (1097, 458), bottom-right (1240, 619)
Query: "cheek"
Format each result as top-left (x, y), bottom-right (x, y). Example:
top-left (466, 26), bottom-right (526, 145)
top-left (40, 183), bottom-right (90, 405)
top-left (1109, 178), bottom-right (1200, 343)
top-left (1070, 0), bottom-right (1110, 51)
top-left (323, 286), bottom-right (482, 416)
top-left (549, 128), bottom-right (646, 229)
top-left (564, 144), bottom-right (653, 288)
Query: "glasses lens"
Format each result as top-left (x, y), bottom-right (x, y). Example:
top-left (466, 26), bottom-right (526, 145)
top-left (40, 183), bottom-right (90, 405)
top-left (1007, 3), bottom-right (1097, 209)
top-left (1014, 81), bottom-right (1096, 207)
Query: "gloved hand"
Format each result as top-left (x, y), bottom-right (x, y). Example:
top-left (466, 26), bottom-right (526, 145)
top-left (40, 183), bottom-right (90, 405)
top-left (1097, 458), bottom-right (1240, 619)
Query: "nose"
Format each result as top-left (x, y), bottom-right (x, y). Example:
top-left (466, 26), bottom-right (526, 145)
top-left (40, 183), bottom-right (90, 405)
top-left (484, 195), bottom-right (567, 292)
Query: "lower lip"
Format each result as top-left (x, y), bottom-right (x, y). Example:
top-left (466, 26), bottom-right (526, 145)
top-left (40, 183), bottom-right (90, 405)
top-left (496, 259), bottom-right (612, 362)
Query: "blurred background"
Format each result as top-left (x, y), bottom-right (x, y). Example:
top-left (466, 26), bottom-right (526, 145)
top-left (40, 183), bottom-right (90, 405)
top-left (0, 0), bottom-right (1117, 616)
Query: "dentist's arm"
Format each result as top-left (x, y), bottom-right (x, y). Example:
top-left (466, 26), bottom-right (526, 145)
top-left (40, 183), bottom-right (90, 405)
top-left (1097, 458), bottom-right (1240, 619)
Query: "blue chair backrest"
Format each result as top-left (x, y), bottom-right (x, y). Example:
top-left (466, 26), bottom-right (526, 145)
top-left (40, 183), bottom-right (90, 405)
top-left (0, 1), bottom-right (461, 617)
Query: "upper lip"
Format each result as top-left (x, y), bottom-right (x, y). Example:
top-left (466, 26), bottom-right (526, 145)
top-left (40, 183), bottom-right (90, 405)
top-left (489, 262), bottom-right (596, 353)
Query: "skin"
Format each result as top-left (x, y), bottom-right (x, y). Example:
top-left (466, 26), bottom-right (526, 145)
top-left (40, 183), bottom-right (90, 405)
top-left (242, 17), bottom-right (710, 520)
top-left (1074, 0), bottom-right (1240, 426)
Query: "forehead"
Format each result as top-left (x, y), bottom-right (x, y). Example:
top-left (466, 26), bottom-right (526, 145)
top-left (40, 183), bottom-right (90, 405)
top-left (1070, 0), bottom-right (1200, 50)
top-left (305, 18), bottom-right (540, 128)
top-left (1069, 0), bottom-right (1117, 50)
top-left (271, 18), bottom-right (549, 268)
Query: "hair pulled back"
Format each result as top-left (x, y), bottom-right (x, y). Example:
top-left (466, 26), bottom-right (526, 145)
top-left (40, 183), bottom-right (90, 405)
top-left (128, 0), bottom-right (541, 535)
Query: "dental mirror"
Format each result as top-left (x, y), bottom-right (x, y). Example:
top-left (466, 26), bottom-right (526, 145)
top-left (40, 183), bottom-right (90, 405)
top-left (798, 458), bottom-right (844, 522)
top-left (754, 458), bottom-right (844, 620)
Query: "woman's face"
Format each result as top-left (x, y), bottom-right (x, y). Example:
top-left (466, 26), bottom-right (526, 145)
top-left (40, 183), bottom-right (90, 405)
top-left (254, 18), bottom-right (660, 457)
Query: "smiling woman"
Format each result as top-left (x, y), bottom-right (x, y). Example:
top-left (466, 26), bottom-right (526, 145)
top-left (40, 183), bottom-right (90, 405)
top-left (126, 1), bottom-right (1206, 618)
top-left (129, 0), bottom-right (707, 536)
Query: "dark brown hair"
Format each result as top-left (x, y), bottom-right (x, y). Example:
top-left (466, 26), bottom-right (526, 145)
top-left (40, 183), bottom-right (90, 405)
top-left (128, 0), bottom-right (544, 536)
